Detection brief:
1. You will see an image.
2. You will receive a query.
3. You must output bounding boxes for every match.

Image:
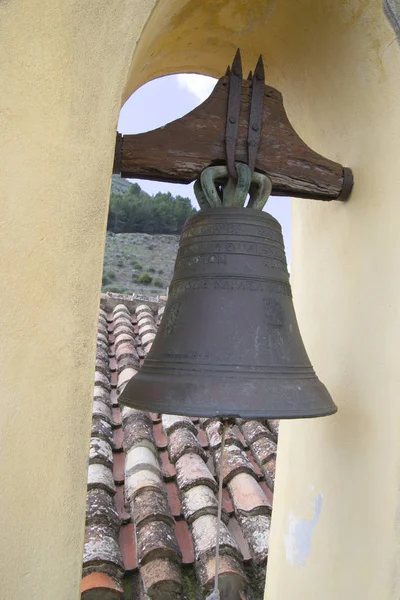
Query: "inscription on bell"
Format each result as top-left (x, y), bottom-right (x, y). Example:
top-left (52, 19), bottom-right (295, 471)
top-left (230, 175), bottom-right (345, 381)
top-left (170, 277), bottom-right (292, 297)
top-left (175, 254), bottom-right (227, 270)
top-left (179, 240), bottom-right (286, 261)
top-left (182, 222), bottom-right (243, 239)
top-left (182, 221), bottom-right (281, 243)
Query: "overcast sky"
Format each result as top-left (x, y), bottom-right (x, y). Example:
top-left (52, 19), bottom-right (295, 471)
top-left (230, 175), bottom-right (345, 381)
top-left (117, 74), bottom-right (292, 262)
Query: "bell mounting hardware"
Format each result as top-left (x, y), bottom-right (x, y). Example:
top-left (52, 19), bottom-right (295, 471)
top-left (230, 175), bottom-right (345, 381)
top-left (113, 49), bottom-right (353, 201)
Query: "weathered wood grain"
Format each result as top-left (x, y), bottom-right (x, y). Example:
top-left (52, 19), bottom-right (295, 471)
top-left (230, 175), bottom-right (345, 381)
top-left (114, 76), bottom-right (352, 201)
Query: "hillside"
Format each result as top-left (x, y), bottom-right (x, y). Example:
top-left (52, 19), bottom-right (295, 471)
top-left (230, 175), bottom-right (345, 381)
top-left (110, 174), bottom-right (134, 195)
top-left (103, 176), bottom-right (195, 296)
top-left (102, 231), bottom-right (179, 296)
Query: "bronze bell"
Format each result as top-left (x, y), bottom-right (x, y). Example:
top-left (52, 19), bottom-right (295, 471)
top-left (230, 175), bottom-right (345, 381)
top-left (119, 201), bottom-right (337, 419)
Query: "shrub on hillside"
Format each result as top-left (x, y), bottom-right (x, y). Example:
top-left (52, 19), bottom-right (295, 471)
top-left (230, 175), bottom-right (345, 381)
top-left (137, 273), bottom-right (153, 285)
top-left (102, 271), bottom-right (116, 286)
top-left (153, 278), bottom-right (164, 288)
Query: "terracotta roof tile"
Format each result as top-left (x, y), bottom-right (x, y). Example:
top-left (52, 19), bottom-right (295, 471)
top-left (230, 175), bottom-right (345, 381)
top-left (117, 367), bottom-right (138, 390)
top-left (197, 552), bottom-right (246, 593)
top-left (168, 427), bottom-right (208, 464)
top-left (125, 466), bottom-right (164, 501)
top-left (94, 371), bottom-right (111, 392)
top-left (111, 407), bottom-right (122, 427)
top-left (82, 299), bottom-right (278, 599)
top-left (112, 427), bottom-right (124, 452)
top-left (203, 418), bottom-right (245, 451)
top-left (113, 317), bottom-right (134, 331)
top-left (245, 450), bottom-right (263, 479)
top-left (87, 464), bottom-right (115, 495)
top-left (114, 333), bottom-right (136, 350)
top-left (86, 488), bottom-right (120, 530)
top-left (83, 523), bottom-right (124, 576)
top-left (113, 325), bottom-right (136, 341)
top-left (161, 414), bottom-right (197, 436)
top-left (214, 444), bottom-right (258, 485)
top-left (125, 445), bottom-right (159, 473)
top-left (227, 473), bottom-right (271, 515)
top-left (181, 484), bottom-right (219, 524)
top-left (90, 437), bottom-right (113, 468)
top-left (110, 389), bottom-right (118, 407)
top-left (137, 520), bottom-right (182, 565)
top-left (236, 419), bottom-right (260, 444)
top-left (112, 451), bottom-right (125, 485)
top-left (176, 452), bottom-right (217, 493)
top-left (122, 410), bottom-right (155, 452)
top-left (140, 558), bottom-right (182, 599)
top-left (222, 487), bottom-right (234, 516)
top-left (259, 481), bottom-right (274, 506)
top-left (159, 450), bottom-right (176, 480)
top-left (237, 514), bottom-right (271, 565)
top-left (92, 417), bottom-right (113, 445)
top-left (197, 428), bottom-right (209, 448)
top-left (175, 520), bottom-right (195, 564)
top-left (152, 422), bottom-right (168, 450)
top-left (114, 486), bottom-right (130, 523)
top-left (138, 322), bottom-right (157, 336)
top-left (95, 358), bottom-right (110, 377)
top-left (228, 517), bottom-right (252, 562)
top-left (134, 487), bottom-right (174, 529)
top-left (81, 573), bottom-right (124, 598)
top-left (119, 523), bottom-right (137, 571)
top-left (195, 514), bottom-right (240, 557)
top-left (141, 332), bottom-right (156, 346)
top-left (135, 304), bottom-right (153, 316)
top-left (261, 458), bottom-right (276, 492)
top-left (165, 481), bottom-right (182, 518)
top-left (93, 386), bottom-right (112, 406)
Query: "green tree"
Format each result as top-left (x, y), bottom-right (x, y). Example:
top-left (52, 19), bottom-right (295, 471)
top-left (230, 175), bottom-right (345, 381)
top-left (107, 182), bottom-right (196, 235)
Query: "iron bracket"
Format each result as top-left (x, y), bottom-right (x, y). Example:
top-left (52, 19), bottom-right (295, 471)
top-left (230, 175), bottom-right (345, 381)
top-left (225, 50), bottom-right (243, 179)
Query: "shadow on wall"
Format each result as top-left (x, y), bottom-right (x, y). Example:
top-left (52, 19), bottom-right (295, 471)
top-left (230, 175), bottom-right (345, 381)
top-left (384, 0), bottom-right (400, 41)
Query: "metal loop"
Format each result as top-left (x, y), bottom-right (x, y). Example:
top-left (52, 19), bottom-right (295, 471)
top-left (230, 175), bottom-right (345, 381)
top-left (247, 171), bottom-right (272, 210)
top-left (194, 179), bottom-right (211, 211)
top-left (197, 164), bottom-right (272, 211)
top-left (222, 163), bottom-right (252, 207)
top-left (200, 167), bottom-right (224, 208)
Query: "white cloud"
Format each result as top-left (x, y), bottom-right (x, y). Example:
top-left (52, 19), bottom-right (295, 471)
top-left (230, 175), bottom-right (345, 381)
top-left (177, 74), bottom-right (217, 103)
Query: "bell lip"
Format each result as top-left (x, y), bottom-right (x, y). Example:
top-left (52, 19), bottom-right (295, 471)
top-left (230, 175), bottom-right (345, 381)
top-left (119, 397), bottom-right (338, 420)
top-left (118, 374), bottom-right (338, 420)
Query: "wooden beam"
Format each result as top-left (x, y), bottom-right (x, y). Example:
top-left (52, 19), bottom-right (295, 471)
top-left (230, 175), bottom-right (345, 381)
top-left (114, 76), bottom-right (352, 201)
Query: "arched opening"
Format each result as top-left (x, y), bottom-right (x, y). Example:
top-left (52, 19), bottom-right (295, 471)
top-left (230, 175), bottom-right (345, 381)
top-left (107, 73), bottom-right (292, 295)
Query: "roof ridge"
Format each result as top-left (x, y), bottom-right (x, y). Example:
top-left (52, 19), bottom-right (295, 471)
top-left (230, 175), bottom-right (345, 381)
top-left (100, 292), bottom-right (167, 314)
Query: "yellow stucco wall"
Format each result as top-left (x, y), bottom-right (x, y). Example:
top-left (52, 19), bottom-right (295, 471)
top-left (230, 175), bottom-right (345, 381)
top-left (0, 2), bottom-right (157, 598)
top-left (2, 0), bottom-right (400, 598)
top-left (265, 3), bottom-right (400, 599)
